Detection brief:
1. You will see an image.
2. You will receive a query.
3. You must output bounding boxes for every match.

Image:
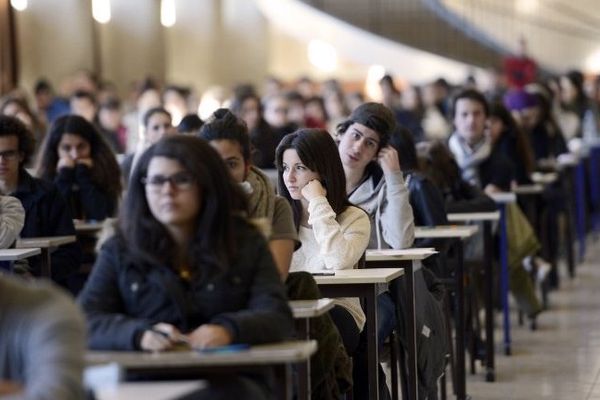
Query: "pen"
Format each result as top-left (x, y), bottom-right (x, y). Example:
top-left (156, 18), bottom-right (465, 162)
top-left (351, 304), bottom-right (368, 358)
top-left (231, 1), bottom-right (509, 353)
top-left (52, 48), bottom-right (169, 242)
top-left (150, 328), bottom-right (190, 344)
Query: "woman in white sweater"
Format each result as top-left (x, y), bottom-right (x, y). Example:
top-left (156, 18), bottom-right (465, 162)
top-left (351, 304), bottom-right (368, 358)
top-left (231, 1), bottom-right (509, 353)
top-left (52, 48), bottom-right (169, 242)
top-left (276, 128), bottom-right (370, 354)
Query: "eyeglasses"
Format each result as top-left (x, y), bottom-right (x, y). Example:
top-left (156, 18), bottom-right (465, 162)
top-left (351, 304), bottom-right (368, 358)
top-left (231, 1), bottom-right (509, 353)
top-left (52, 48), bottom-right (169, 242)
top-left (141, 172), bottom-right (195, 192)
top-left (0, 150), bottom-right (19, 161)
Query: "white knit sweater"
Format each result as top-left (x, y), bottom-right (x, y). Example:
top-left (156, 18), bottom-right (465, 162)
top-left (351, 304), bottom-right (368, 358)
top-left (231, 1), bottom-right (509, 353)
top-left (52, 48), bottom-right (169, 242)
top-left (290, 196), bottom-right (371, 330)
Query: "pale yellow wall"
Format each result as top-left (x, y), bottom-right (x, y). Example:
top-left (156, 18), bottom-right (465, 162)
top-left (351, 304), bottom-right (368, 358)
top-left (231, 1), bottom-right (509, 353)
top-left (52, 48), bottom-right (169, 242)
top-left (267, 24), bottom-right (368, 83)
top-left (13, 0), bottom-right (368, 100)
top-left (163, 0), bottom-right (220, 92)
top-left (15, 0), bottom-right (94, 95)
top-left (163, 0), bottom-right (270, 94)
top-left (98, 0), bottom-right (164, 96)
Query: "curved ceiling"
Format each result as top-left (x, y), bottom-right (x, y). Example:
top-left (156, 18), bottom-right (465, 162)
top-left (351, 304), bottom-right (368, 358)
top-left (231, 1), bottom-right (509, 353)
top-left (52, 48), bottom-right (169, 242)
top-left (297, 0), bottom-right (506, 69)
top-left (299, 0), bottom-right (600, 74)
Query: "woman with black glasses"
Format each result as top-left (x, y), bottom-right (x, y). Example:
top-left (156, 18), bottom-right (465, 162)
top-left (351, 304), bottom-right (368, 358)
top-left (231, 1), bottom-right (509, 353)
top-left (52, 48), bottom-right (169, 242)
top-left (78, 135), bottom-right (293, 399)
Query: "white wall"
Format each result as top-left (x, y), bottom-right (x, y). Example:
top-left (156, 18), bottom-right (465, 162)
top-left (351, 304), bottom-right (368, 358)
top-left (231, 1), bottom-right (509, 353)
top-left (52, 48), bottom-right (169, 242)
top-left (15, 0), bottom-right (94, 94)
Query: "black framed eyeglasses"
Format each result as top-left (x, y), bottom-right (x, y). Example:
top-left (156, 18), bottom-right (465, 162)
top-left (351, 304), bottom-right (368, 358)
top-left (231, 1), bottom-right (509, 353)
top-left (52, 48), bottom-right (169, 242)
top-left (141, 172), bottom-right (195, 191)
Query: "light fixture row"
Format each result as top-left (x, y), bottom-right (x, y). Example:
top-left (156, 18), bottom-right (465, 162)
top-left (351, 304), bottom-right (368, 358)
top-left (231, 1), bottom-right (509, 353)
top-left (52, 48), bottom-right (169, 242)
top-left (11, 0), bottom-right (177, 27)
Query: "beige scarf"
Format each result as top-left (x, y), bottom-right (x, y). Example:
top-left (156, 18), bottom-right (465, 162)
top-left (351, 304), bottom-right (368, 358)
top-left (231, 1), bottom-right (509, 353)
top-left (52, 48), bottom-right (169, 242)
top-left (245, 166), bottom-right (277, 238)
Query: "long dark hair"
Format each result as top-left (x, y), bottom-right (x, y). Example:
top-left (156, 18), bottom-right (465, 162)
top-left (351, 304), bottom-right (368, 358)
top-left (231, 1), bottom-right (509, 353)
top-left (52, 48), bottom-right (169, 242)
top-left (275, 128), bottom-right (350, 229)
top-left (416, 140), bottom-right (461, 191)
top-left (36, 114), bottom-right (121, 198)
top-left (122, 135), bottom-right (247, 272)
top-left (489, 102), bottom-right (535, 177)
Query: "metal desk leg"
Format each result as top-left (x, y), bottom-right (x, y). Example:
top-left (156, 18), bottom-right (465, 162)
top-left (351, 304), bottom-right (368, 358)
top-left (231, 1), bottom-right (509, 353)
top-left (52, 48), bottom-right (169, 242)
top-left (575, 161), bottom-right (586, 265)
top-left (366, 284), bottom-right (380, 400)
top-left (404, 262), bottom-right (418, 400)
top-left (40, 248), bottom-right (51, 278)
top-left (296, 319), bottom-right (311, 400)
top-left (274, 364), bottom-right (293, 400)
top-left (498, 204), bottom-right (511, 356)
top-left (483, 221), bottom-right (495, 382)
top-left (455, 240), bottom-right (467, 400)
top-left (590, 147), bottom-right (600, 234)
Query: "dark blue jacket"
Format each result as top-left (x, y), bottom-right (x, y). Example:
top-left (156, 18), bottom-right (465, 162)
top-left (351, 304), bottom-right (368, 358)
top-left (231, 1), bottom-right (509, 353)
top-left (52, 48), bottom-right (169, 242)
top-left (13, 170), bottom-right (82, 282)
top-left (78, 219), bottom-right (294, 351)
top-left (479, 148), bottom-right (515, 192)
top-left (406, 172), bottom-right (449, 276)
top-left (54, 165), bottom-right (117, 220)
top-left (530, 123), bottom-right (568, 161)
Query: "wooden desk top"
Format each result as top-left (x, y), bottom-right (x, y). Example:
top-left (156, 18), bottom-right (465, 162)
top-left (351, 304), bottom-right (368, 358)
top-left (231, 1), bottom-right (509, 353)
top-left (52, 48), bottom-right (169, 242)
top-left (530, 172), bottom-right (558, 184)
top-left (16, 236), bottom-right (76, 249)
top-left (557, 153), bottom-right (579, 167)
top-left (513, 184), bottom-right (545, 195)
top-left (447, 211), bottom-right (500, 222)
top-left (414, 225), bottom-right (478, 239)
top-left (74, 220), bottom-right (105, 233)
top-left (86, 340), bottom-right (317, 368)
top-left (488, 192), bottom-right (517, 204)
top-left (365, 248), bottom-right (437, 261)
top-left (93, 381), bottom-right (207, 400)
top-left (0, 248), bottom-right (41, 261)
top-left (290, 298), bottom-right (335, 318)
top-left (313, 268), bottom-right (404, 285)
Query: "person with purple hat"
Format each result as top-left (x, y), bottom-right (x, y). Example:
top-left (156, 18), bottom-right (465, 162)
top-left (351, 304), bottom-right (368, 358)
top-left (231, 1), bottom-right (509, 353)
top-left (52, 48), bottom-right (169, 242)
top-left (507, 85), bottom-right (568, 165)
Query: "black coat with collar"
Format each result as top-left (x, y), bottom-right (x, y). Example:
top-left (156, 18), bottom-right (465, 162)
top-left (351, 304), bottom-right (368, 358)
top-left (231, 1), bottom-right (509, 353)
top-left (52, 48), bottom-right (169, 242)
top-left (405, 171), bottom-right (449, 276)
top-left (12, 169), bottom-right (82, 282)
top-left (54, 164), bottom-right (117, 220)
top-left (78, 219), bottom-right (294, 351)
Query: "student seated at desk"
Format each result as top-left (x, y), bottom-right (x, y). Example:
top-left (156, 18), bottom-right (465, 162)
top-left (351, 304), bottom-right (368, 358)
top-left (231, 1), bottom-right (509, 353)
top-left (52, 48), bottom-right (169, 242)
top-left (417, 140), bottom-right (496, 215)
top-left (36, 114), bottom-right (121, 221)
top-left (386, 126), bottom-right (450, 399)
top-left (201, 112), bottom-right (352, 399)
top-left (389, 127), bottom-right (448, 271)
top-left (446, 89), bottom-right (543, 319)
top-left (230, 86), bottom-right (277, 169)
top-left (0, 115), bottom-right (81, 284)
top-left (335, 103), bottom-right (415, 399)
top-left (198, 109), bottom-right (297, 280)
top-left (276, 129), bottom-right (369, 356)
top-left (0, 195), bottom-right (24, 249)
top-left (121, 107), bottom-right (176, 182)
top-left (488, 102), bottom-right (535, 186)
top-left (506, 86), bottom-right (568, 167)
top-left (78, 136), bottom-right (293, 399)
top-left (0, 273), bottom-right (86, 400)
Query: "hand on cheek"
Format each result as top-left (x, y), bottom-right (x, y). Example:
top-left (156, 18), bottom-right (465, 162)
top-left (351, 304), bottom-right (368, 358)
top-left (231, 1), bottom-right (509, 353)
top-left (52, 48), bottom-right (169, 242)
top-left (76, 158), bottom-right (94, 168)
top-left (57, 157), bottom-right (75, 170)
top-left (301, 179), bottom-right (326, 201)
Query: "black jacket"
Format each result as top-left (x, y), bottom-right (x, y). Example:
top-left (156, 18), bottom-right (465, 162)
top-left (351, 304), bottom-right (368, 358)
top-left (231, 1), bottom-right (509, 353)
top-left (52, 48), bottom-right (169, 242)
top-left (494, 134), bottom-right (532, 185)
top-left (441, 179), bottom-right (496, 214)
top-left (406, 172), bottom-right (449, 276)
top-left (478, 148), bottom-right (515, 192)
top-left (78, 219), bottom-right (294, 351)
top-left (12, 170), bottom-right (82, 282)
top-left (250, 119), bottom-right (277, 169)
top-left (54, 165), bottom-right (117, 220)
top-left (529, 123), bottom-right (568, 161)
